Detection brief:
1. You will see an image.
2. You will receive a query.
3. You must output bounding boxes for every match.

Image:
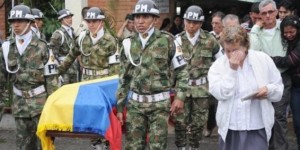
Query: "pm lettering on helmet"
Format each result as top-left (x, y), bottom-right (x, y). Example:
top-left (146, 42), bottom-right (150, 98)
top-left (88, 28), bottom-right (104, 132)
top-left (87, 12), bottom-right (95, 19)
top-left (11, 10), bottom-right (23, 18)
top-left (135, 4), bottom-right (148, 13)
top-left (188, 12), bottom-right (199, 20)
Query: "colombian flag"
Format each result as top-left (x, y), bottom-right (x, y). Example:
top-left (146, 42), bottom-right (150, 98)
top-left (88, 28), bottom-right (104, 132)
top-left (37, 75), bottom-right (121, 150)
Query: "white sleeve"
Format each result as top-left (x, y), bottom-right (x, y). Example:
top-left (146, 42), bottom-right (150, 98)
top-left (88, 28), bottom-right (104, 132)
top-left (249, 25), bottom-right (262, 51)
top-left (208, 58), bottom-right (237, 101)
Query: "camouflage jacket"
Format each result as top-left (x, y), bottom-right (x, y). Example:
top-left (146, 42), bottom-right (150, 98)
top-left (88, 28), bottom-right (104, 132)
top-left (58, 29), bottom-right (118, 81)
top-left (1, 34), bottom-right (59, 117)
top-left (0, 47), bottom-right (7, 119)
top-left (50, 26), bottom-right (78, 75)
top-left (116, 29), bottom-right (189, 112)
top-left (177, 29), bottom-right (219, 98)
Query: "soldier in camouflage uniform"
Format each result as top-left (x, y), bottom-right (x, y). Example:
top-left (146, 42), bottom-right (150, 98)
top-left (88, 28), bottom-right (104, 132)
top-left (0, 4), bottom-right (59, 150)
top-left (58, 7), bottom-right (118, 81)
top-left (50, 9), bottom-right (78, 85)
top-left (116, 0), bottom-right (189, 149)
top-left (31, 8), bottom-right (46, 40)
top-left (58, 8), bottom-right (118, 149)
top-left (0, 45), bottom-right (6, 121)
top-left (173, 6), bottom-right (220, 150)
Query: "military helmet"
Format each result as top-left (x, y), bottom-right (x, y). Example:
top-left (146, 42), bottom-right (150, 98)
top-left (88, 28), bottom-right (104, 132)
top-left (84, 7), bottom-right (105, 20)
top-left (8, 4), bottom-right (34, 22)
top-left (57, 9), bottom-right (73, 20)
top-left (132, 0), bottom-right (159, 17)
top-left (183, 5), bottom-right (205, 22)
top-left (31, 8), bottom-right (44, 19)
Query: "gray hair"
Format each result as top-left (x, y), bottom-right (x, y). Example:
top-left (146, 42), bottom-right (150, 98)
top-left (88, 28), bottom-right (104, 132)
top-left (222, 14), bottom-right (240, 27)
top-left (259, 0), bottom-right (277, 11)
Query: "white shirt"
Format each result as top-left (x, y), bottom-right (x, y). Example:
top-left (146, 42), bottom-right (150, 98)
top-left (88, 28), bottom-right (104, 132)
top-left (62, 25), bottom-right (73, 38)
top-left (208, 50), bottom-right (284, 142)
top-left (90, 27), bottom-right (104, 45)
top-left (139, 27), bottom-right (154, 48)
top-left (16, 31), bottom-right (32, 55)
top-left (186, 29), bottom-right (200, 46)
top-left (229, 56), bottom-right (264, 130)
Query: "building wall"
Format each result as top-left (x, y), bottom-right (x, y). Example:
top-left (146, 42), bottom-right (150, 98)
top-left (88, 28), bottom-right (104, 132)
top-left (0, 0), bottom-right (6, 40)
top-left (88, 0), bottom-right (175, 33)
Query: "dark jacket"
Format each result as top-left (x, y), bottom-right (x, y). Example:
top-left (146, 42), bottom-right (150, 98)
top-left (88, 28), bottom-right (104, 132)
top-left (272, 39), bottom-right (300, 86)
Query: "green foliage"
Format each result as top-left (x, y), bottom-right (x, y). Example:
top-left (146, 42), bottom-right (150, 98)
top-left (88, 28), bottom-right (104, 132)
top-left (22, 0), bottom-right (64, 40)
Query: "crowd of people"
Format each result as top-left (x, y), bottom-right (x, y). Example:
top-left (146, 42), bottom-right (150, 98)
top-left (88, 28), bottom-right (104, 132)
top-left (0, 0), bottom-right (299, 150)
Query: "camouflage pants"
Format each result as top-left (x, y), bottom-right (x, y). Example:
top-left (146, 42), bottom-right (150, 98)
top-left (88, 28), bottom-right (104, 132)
top-left (174, 97), bottom-right (209, 148)
top-left (125, 99), bottom-right (170, 150)
top-left (15, 116), bottom-right (41, 150)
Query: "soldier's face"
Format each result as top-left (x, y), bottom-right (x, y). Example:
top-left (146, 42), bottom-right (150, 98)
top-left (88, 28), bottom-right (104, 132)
top-left (184, 19), bottom-right (202, 35)
top-left (86, 20), bottom-right (103, 33)
top-left (35, 19), bottom-right (43, 29)
top-left (62, 15), bottom-right (73, 26)
top-left (126, 20), bottom-right (135, 32)
top-left (134, 14), bottom-right (157, 33)
top-left (11, 20), bottom-right (31, 35)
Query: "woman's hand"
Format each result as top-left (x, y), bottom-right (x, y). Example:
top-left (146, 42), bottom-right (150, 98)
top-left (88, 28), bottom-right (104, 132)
top-left (229, 50), bottom-right (246, 70)
top-left (255, 86), bottom-right (268, 99)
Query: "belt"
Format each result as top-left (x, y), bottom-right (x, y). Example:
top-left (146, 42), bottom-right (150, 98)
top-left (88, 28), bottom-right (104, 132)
top-left (130, 91), bottom-right (169, 103)
top-left (188, 76), bottom-right (208, 86)
top-left (82, 68), bottom-right (109, 76)
top-left (58, 56), bottom-right (66, 62)
top-left (13, 85), bottom-right (46, 98)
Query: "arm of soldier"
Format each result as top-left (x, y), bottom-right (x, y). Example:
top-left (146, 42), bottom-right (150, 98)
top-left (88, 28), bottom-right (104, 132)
top-left (49, 31), bottom-right (63, 55)
top-left (42, 45), bottom-right (60, 95)
top-left (58, 44), bottom-right (81, 75)
top-left (211, 36), bottom-right (221, 60)
top-left (108, 37), bottom-right (119, 75)
top-left (0, 48), bottom-right (6, 120)
top-left (116, 46), bottom-right (132, 124)
top-left (169, 41), bottom-right (189, 115)
top-left (117, 20), bottom-right (128, 39)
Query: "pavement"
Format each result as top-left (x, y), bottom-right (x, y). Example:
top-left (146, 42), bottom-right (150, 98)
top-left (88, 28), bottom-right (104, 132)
top-left (0, 114), bottom-right (298, 150)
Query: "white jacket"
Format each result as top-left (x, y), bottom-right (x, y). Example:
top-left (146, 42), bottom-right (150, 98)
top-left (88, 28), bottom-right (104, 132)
top-left (208, 50), bottom-right (284, 142)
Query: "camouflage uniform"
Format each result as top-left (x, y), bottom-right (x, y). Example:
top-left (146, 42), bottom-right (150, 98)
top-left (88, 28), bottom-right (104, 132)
top-left (58, 29), bottom-right (118, 81)
top-left (1, 32), bottom-right (59, 150)
top-left (174, 29), bottom-right (219, 148)
top-left (50, 27), bottom-right (78, 84)
top-left (117, 28), bottom-right (189, 150)
top-left (0, 48), bottom-right (7, 121)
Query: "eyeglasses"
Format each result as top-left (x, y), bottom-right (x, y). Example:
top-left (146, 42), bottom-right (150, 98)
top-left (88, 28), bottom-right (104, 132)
top-left (261, 10), bottom-right (276, 16)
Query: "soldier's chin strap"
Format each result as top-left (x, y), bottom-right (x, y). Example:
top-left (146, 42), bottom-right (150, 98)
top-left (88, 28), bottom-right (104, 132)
top-left (62, 18), bottom-right (72, 28)
top-left (34, 22), bottom-right (41, 38)
top-left (135, 21), bottom-right (154, 35)
top-left (91, 21), bottom-right (102, 37)
top-left (13, 22), bottom-right (31, 36)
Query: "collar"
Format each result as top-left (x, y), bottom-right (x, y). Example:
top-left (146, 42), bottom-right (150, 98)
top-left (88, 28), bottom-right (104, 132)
top-left (31, 26), bottom-right (38, 33)
top-left (186, 29), bottom-right (200, 39)
top-left (62, 25), bottom-right (72, 31)
top-left (16, 30), bottom-right (32, 42)
top-left (138, 27), bottom-right (154, 39)
top-left (90, 27), bottom-right (104, 39)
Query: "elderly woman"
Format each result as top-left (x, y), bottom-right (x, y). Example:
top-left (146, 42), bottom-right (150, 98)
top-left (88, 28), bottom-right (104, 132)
top-left (208, 26), bottom-right (284, 150)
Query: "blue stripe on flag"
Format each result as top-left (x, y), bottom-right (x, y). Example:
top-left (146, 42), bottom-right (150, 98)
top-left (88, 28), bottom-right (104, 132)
top-left (73, 79), bottom-right (118, 135)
